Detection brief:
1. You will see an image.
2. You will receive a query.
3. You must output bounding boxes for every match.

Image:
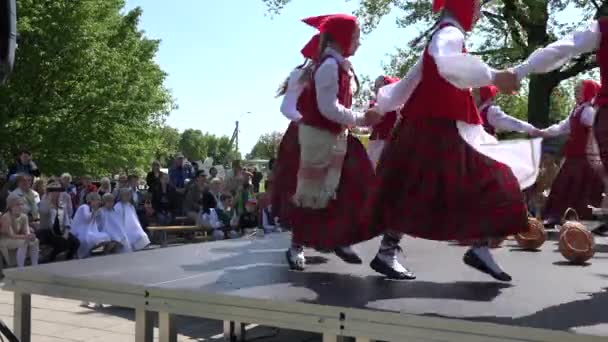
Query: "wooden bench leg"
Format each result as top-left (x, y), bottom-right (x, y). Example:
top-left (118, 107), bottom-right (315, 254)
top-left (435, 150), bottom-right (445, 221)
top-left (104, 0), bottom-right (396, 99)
top-left (223, 321), bottom-right (246, 341)
top-left (14, 292), bottom-right (31, 342)
top-left (159, 311), bottom-right (177, 342)
top-left (161, 231), bottom-right (168, 248)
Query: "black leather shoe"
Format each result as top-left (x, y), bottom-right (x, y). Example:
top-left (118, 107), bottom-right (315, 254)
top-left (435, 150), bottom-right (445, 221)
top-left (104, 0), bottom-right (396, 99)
top-left (285, 250), bottom-right (305, 271)
top-left (334, 247), bottom-right (363, 264)
top-left (370, 256), bottom-right (416, 280)
top-left (463, 250), bottom-right (511, 282)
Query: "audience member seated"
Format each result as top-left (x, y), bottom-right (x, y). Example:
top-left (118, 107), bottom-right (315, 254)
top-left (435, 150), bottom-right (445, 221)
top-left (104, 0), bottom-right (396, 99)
top-left (38, 181), bottom-right (79, 262)
top-left (204, 194), bottom-right (238, 240)
top-left (60, 173), bottom-right (78, 212)
top-left (261, 204), bottom-right (282, 234)
top-left (239, 198), bottom-right (259, 235)
top-left (206, 177), bottom-right (222, 210)
top-left (10, 173), bottom-right (40, 227)
top-left (97, 177), bottom-right (112, 197)
top-left (7, 149), bottom-right (40, 181)
top-left (0, 194), bottom-right (39, 267)
top-left (151, 173), bottom-right (178, 225)
top-left (183, 170), bottom-right (208, 226)
top-left (170, 153), bottom-right (193, 193)
top-left (98, 193), bottom-right (131, 254)
top-left (146, 160), bottom-right (163, 191)
top-left (128, 175), bottom-right (143, 208)
top-left (111, 174), bottom-right (129, 198)
top-left (115, 188), bottom-right (150, 251)
top-left (71, 192), bottom-right (110, 259)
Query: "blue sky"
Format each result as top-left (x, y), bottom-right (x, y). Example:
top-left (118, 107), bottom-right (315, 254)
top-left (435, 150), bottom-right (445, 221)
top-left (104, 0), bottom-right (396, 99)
top-left (123, 0), bottom-right (413, 155)
top-left (123, 1), bottom-right (583, 156)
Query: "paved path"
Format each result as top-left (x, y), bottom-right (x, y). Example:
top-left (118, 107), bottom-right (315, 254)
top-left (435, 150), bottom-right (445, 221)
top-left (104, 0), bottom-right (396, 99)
top-left (0, 288), bottom-right (317, 341)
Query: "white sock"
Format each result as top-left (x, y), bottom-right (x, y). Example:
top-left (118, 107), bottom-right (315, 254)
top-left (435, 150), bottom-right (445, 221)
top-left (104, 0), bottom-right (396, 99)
top-left (289, 246), bottom-right (305, 263)
top-left (471, 246), bottom-right (504, 274)
top-left (377, 251), bottom-right (408, 273)
top-left (16, 246), bottom-right (27, 267)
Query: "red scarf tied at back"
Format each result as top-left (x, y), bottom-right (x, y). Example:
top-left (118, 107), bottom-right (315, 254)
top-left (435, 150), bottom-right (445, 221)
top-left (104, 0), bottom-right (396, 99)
top-left (579, 79), bottom-right (601, 104)
top-left (300, 14), bottom-right (358, 60)
top-left (432, 0), bottom-right (478, 32)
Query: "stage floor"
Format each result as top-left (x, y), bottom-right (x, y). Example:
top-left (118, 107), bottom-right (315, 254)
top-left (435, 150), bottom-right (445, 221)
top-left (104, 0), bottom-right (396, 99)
top-left (5, 232), bottom-right (608, 340)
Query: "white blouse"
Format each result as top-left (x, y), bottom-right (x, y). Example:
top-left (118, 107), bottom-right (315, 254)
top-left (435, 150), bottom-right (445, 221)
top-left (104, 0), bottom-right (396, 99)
top-left (280, 68), bottom-right (305, 121)
top-left (314, 47), bottom-right (365, 126)
top-left (375, 16), bottom-right (497, 114)
top-left (479, 103), bottom-right (536, 133)
top-left (542, 104), bottom-right (596, 137)
top-left (514, 21), bottom-right (600, 79)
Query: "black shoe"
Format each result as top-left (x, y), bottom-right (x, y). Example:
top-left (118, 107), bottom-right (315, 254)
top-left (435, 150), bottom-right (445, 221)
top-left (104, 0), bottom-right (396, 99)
top-left (334, 247), bottom-right (363, 264)
top-left (370, 255), bottom-right (416, 280)
top-left (463, 250), bottom-right (512, 282)
top-left (285, 249), bottom-right (305, 271)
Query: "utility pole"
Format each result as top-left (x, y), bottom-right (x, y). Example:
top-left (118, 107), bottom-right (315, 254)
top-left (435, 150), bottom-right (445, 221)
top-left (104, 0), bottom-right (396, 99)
top-left (235, 120), bottom-right (239, 155)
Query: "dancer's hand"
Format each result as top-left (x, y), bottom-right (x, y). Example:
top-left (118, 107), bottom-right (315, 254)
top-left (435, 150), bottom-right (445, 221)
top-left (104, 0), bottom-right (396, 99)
top-left (364, 109), bottom-right (382, 126)
top-left (493, 70), bottom-right (520, 94)
top-left (529, 129), bottom-right (545, 138)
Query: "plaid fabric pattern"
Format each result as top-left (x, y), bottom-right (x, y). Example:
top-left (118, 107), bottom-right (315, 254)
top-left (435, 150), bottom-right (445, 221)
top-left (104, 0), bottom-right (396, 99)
top-left (271, 122), bottom-right (300, 227)
top-left (594, 106), bottom-right (608, 175)
top-left (543, 157), bottom-right (603, 220)
top-left (365, 117), bottom-right (528, 241)
top-left (288, 135), bottom-right (378, 249)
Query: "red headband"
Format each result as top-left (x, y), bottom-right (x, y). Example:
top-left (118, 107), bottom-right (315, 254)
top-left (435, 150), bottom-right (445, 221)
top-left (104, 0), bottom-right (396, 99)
top-left (478, 85), bottom-right (499, 103)
top-left (580, 80), bottom-right (601, 104)
top-left (433, 0), bottom-right (477, 32)
top-left (300, 14), bottom-right (358, 58)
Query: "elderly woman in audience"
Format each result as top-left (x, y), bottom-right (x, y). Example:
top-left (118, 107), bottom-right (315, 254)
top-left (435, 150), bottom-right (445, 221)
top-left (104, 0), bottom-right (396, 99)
top-left (10, 173), bottom-right (40, 226)
top-left (0, 194), bottom-right (39, 267)
top-left (151, 173), bottom-right (178, 225)
top-left (97, 177), bottom-right (112, 197)
top-left (115, 188), bottom-right (150, 251)
top-left (71, 192), bottom-right (110, 259)
top-left (98, 193), bottom-right (130, 254)
top-left (38, 181), bottom-right (79, 261)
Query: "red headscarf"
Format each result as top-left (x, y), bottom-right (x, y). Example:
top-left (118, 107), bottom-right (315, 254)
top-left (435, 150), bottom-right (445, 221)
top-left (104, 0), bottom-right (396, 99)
top-left (478, 85), bottom-right (499, 103)
top-left (579, 80), bottom-right (601, 104)
top-left (383, 76), bottom-right (400, 84)
top-left (432, 0), bottom-right (478, 32)
top-left (300, 14), bottom-right (358, 59)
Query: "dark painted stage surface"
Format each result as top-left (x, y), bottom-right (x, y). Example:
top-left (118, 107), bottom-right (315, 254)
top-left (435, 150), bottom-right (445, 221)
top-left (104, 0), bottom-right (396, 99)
top-left (10, 233), bottom-right (608, 337)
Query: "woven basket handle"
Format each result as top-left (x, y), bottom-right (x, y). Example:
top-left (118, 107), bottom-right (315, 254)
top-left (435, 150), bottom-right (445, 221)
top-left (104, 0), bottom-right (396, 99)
top-left (562, 208), bottom-right (579, 223)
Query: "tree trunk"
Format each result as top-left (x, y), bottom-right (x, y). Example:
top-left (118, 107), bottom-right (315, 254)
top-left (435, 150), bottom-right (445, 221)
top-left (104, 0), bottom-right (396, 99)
top-left (527, 73), bottom-right (558, 128)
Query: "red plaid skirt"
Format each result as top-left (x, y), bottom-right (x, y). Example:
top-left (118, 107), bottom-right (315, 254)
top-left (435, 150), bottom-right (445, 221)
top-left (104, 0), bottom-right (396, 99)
top-left (594, 106), bottom-right (608, 174)
top-left (271, 122), bottom-right (299, 226)
top-left (366, 118), bottom-right (528, 241)
top-left (543, 157), bottom-right (603, 220)
top-left (288, 135), bottom-right (378, 249)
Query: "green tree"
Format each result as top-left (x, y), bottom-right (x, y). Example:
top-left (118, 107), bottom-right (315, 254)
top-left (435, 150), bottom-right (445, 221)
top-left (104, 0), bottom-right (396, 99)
top-left (0, 0), bottom-right (174, 177)
top-left (263, 0), bottom-right (606, 127)
top-left (247, 132), bottom-right (284, 160)
top-left (179, 129), bottom-right (208, 162)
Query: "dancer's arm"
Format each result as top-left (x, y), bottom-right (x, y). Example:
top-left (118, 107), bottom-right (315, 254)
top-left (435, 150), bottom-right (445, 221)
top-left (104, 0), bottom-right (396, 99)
top-left (315, 58), bottom-right (365, 126)
top-left (514, 21), bottom-right (600, 80)
top-left (541, 116), bottom-right (571, 137)
top-left (431, 26), bottom-right (496, 89)
top-left (280, 68), bottom-right (304, 121)
top-left (374, 58), bottom-right (422, 114)
top-left (580, 105), bottom-right (597, 127)
top-left (486, 105), bottom-right (537, 133)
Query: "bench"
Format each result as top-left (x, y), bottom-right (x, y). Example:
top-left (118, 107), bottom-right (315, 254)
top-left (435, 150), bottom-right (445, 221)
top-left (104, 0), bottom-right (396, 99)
top-left (147, 225), bottom-right (207, 247)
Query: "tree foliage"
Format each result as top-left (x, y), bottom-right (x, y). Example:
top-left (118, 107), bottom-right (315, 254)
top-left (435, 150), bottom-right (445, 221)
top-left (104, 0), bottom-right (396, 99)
top-left (247, 131), bottom-right (284, 160)
top-left (1, 0), bottom-right (175, 176)
top-left (262, 0), bottom-right (606, 127)
top-left (178, 129), bottom-right (239, 166)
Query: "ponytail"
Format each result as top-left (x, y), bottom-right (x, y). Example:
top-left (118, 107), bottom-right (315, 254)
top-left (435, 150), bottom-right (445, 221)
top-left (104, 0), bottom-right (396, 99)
top-left (275, 59), bottom-right (311, 98)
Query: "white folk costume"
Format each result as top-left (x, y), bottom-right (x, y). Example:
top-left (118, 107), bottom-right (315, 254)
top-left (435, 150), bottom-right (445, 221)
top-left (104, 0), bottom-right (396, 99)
top-left (367, 76), bottom-right (400, 168)
top-left (366, 0), bottom-right (541, 282)
top-left (539, 81), bottom-right (604, 223)
top-left (477, 85), bottom-right (537, 136)
top-left (98, 207), bottom-right (132, 253)
top-left (282, 14), bottom-right (378, 271)
top-left (114, 201), bottom-right (150, 251)
top-left (513, 18), bottom-right (608, 203)
top-left (71, 204), bottom-right (110, 259)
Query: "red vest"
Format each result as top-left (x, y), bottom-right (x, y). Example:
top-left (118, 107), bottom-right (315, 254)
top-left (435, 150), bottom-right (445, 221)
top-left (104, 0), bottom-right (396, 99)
top-left (368, 99), bottom-right (398, 140)
top-left (480, 105), bottom-right (496, 136)
top-left (564, 105), bottom-right (591, 157)
top-left (597, 19), bottom-right (608, 107)
top-left (400, 23), bottom-right (482, 124)
top-left (297, 55), bottom-right (353, 134)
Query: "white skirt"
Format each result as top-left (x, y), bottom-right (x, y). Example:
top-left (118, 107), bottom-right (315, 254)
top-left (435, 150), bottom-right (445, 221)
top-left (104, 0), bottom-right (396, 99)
top-left (456, 122), bottom-right (542, 190)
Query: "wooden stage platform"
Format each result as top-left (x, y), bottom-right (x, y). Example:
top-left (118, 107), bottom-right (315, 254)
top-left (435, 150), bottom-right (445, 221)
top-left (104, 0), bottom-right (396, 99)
top-left (4, 232), bottom-right (608, 341)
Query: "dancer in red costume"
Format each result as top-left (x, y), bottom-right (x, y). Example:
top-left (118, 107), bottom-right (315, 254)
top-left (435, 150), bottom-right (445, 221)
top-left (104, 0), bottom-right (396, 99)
top-left (511, 4), bottom-right (608, 206)
top-left (278, 14), bottom-right (381, 271)
top-left (367, 76), bottom-right (400, 168)
top-left (540, 80), bottom-right (604, 224)
top-left (475, 85), bottom-right (539, 136)
top-left (366, 0), bottom-right (532, 282)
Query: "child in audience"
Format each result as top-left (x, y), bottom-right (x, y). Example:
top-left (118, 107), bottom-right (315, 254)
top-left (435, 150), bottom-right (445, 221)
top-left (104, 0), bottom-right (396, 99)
top-left (239, 198), bottom-right (259, 235)
top-left (71, 192), bottom-right (110, 259)
top-left (98, 193), bottom-right (131, 254)
top-left (0, 194), bottom-right (39, 268)
top-left (114, 188), bottom-right (150, 251)
top-left (205, 194), bottom-right (239, 240)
